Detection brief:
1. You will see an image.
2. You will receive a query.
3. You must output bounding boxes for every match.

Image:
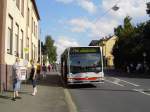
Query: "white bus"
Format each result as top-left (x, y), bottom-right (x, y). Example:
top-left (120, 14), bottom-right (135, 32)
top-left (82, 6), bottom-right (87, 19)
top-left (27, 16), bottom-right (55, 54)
top-left (61, 46), bottom-right (104, 85)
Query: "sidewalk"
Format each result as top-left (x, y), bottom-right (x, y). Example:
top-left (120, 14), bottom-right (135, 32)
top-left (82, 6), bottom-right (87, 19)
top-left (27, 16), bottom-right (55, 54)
top-left (0, 72), bottom-right (69, 112)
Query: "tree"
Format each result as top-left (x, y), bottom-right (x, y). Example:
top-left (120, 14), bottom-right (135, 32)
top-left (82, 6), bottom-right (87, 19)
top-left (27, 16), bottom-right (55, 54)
top-left (142, 21), bottom-right (150, 67)
top-left (146, 2), bottom-right (150, 16)
top-left (41, 41), bottom-right (48, 64)
top-left (113, 16), bottom-right (150, 72)
top-left (113, 16), bottom-right (135, 69)
top-left (45, 35), bottom-right (57, 63)
top-left (41, 41), bottom-right (47, 55)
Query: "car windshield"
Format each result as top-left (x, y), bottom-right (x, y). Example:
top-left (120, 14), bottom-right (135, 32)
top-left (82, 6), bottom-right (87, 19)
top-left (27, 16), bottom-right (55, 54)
top-left (70, 53), bottom-right (102, 74)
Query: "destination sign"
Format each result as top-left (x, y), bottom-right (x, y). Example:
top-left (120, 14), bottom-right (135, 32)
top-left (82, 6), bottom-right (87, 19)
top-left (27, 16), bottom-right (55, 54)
top-left (70, 47), bottom-right (99, 54)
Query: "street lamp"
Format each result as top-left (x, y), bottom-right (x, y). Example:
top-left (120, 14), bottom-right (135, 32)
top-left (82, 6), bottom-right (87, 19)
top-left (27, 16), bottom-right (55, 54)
top-left (143, 52), bottom-right (147, 72)
top-left (95, 4), bottom-right (120, 23)
top-left (112, 5), bottom-right (120, 11)
top-left (97, 4), bottom-right (120, 68)
top-left (143, 52), bottom-right (147, 64)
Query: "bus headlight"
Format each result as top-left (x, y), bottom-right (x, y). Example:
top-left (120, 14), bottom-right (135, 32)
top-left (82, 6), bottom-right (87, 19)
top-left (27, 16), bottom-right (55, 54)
top-left (68, 78), bottom-right (74, 82)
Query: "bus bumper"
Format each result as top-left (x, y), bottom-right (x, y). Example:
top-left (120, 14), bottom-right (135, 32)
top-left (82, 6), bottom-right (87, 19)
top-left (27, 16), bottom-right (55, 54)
top-left (67, 79), bottom-right (104, 85)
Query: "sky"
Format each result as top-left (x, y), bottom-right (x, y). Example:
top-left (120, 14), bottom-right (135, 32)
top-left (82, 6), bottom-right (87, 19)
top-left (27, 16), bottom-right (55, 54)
top-left (36, 0), bottom-right (150, 62)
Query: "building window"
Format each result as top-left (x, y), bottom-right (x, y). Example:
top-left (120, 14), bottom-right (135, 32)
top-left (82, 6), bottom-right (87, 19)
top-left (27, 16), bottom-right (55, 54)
top-left (36, 25), bottom-right (37, 38)
top-left (34, 45), bottom-right (36, 60)
top-left (7, 15), bottom-right (13, 54)
top-left (25, 37), bottom-right (29, 60)
top-left (32, 17), bottom-right (33, 33)
top-left (20, 30), bottom-right (23, 58)
top-left (21, 0), bottom-right (24, 16)
top-left (34, 22), bottom-right (35, 36)
top-left (7, 28), bottom-right (12, 54)
top-left (15, 23), bottom-right (19, 57)
top-left (36, 46), bottom-right (37, 60)
top-left (16, 0), bottom-right (20, 9)
top-left (27, 8), bottom-right (30, 27)
top-left (32, 42), bottom-right (34, 59)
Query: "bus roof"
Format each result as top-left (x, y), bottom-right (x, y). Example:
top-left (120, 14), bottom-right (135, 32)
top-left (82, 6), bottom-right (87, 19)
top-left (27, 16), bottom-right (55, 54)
top-left (61, 46), bottom-right (102, 57)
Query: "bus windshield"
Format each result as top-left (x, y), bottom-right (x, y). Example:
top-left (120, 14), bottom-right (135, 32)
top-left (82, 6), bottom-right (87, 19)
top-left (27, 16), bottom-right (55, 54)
top-left (70, 53), bottom-right (102, 74)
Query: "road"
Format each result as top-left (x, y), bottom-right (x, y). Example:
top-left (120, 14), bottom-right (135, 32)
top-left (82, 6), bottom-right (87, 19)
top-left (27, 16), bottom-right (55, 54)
top-left (68, 71), bottom-right (150, 112)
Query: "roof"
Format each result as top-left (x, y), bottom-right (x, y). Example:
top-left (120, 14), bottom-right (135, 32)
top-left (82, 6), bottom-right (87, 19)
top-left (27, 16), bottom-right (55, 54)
top-left (89, 40), bottom-right (99, 46)
top-left (99, 35), bottom-right (118, 42)
top-left (31, 0), bottom-right (40, 20)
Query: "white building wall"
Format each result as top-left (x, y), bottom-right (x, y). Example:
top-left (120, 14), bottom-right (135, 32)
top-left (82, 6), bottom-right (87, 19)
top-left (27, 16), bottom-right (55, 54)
top-left (5, 0), bottom-right (27, 65)
top-left (4, 0), bottom-right (39, 65)
top-left (27, 0), bottom-right (39, 63)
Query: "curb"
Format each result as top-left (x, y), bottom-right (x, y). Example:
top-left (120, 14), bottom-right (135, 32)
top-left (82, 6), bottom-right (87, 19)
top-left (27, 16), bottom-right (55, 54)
top-left (64, 88), bottom-right (78, 112)
top-left (58, 72), bottom-right (78, 112)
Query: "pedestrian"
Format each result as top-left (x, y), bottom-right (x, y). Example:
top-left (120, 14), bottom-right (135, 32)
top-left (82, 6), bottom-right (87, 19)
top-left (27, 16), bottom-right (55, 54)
top-left (36, 61), bottom-right (41, 80)
top-left (52, 63), bottom-right (56, 72)
top-left (48, 64), bottom-right (52, 72)
top-left (130, 63), bottom-right (134, 73)
top-left (12, 58), bottom-right (22, 101)
top-left (29, 60), bottom-right (37, 96)
top-left (42, 63), bottom-right (47, 78)
top-left (126, 65), bottom-right (130, 73)
top-left (53, 63), bottom-right (57, 72)
top-left (136, 62), bottom-right (142, 72)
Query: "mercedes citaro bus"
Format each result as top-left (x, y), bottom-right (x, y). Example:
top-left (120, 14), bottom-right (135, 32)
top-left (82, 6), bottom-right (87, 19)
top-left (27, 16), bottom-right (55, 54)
top-left (61, 46), bottom-right (104, 85)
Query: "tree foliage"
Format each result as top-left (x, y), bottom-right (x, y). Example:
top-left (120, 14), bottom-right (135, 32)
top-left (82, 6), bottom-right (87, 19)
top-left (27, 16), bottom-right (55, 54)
top-left (41, 35), bottom-right (57, 64)
top-left (41, 41), bottom-right (47, 55)
top-left (146, 2), bottom-right (150, 16)
top-left (112, 16), bottom-right (150, 70)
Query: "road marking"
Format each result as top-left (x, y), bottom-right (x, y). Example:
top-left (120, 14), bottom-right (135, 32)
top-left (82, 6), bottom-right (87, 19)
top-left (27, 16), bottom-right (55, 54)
top-left (113, 78), bottom-right (140, 87)
top-left (64, 89), bottom-right (78, 112)
top-left (105, 79), bottom-right (124, 87)
top-left (133, 89), bottom-right (150, 96)
top-left (113, 78), bottom-right (120, 84)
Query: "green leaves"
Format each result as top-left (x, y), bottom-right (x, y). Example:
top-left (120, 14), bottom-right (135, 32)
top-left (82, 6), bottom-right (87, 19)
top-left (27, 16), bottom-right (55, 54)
top-left (113, 16), bottom-right (150, 70)
top-left (41, 35), bottom-right (57, 64)
top-left (146, 2), bottom-right (150, 16)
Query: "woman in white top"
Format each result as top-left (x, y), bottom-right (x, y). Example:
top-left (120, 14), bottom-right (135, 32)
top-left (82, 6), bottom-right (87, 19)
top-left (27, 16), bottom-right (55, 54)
top-left (12, 58), bottom-right (22, 101)
top-left (29, 60), bottom-right (37, 96)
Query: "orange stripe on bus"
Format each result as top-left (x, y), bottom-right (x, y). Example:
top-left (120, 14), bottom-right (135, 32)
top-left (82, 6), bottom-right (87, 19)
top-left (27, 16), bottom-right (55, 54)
top-left (69, 77), bottom-right (101, 81)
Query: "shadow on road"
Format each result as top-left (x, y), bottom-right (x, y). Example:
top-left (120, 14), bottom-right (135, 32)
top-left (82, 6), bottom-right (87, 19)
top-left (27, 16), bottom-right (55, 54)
top-left (37, 74), bottom-right (63, 87)
top-left (0, 95), bottom-right (11, 100)
top-left (67, 84), bottom-right (96, 89)
top-left (23, 74), bottom-right (63, 87)
top-left (105, 69), bottom-right (150, 79)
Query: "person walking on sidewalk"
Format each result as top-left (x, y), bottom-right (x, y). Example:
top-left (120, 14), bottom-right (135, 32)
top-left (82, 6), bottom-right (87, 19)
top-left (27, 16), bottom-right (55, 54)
top-left (48, 64), bottom-right (52, 72)
top-left (36, 61), bottom-right (41, 80)
top-left (42, 63), bottom-right (47, 78)
top-left (29, 60), bottom-right (37, 96)
top-left (12, 58), bottom-right (22, 101)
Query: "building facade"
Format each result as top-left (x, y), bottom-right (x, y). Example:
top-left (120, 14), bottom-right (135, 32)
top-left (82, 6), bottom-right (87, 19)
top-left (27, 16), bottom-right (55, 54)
top-left (0, 0), bottom-right (40, 91)
top-left (89, 35), bottom-right (118, 68)
top-left (102, 35), bottom-right (117, 68)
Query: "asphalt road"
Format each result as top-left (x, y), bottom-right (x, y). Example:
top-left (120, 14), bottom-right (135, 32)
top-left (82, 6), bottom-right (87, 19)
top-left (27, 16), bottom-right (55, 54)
top-left (68, 71), bottom-right (150, 112)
